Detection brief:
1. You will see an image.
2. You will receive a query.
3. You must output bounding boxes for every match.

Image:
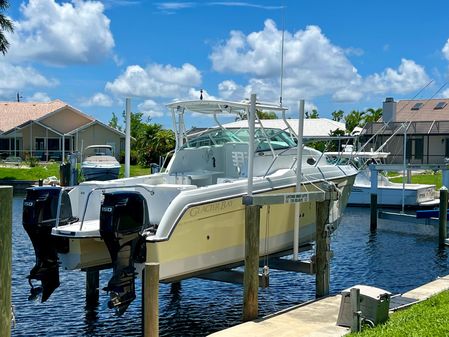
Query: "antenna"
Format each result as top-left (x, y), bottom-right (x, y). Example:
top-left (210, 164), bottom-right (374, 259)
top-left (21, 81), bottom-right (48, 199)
top-left (279, 2), bottom-right (285, 107)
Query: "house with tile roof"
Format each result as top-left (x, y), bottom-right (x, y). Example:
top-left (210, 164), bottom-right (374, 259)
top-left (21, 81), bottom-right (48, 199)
top-left (360, 97), bottom-right (449, 164)
top-left (0, 100), bottom-right (125, 161)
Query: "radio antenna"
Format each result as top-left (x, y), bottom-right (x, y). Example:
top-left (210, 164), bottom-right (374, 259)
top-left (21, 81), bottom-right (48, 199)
top-left (279, 2), bottom-right (285, 107)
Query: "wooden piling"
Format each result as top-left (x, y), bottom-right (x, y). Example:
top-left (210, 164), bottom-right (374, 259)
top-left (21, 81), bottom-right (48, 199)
top-left (143, 262), bottom-right (159, 337)
top-left (315, 198), bottom-right (331, 298)
top-left (439, 187), bottom-right (448, 247)
top-left (370, 193), bottom-right (378, 232)
top-left (243, 205), bottom-right (261, 322)
top-left (0, 186), bottom-right (13, 337)
top-left (85, 269), bottom-right (99, 307)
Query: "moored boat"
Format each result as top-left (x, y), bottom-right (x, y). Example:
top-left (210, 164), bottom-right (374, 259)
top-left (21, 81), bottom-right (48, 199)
top-left (22, 98), bottom-right (358, 314)
top-left (81, 145), bottom-right (121, 181)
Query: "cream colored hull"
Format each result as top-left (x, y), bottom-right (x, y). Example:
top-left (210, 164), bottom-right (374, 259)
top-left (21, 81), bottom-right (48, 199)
top-left (57, 175), bottom-right (354, 275)
top-left (147, 175), bottom-right (354, 281)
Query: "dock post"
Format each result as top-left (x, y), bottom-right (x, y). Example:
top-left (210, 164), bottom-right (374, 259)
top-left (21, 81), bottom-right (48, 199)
top-left (85, 269), bottom-right (99, 307)
top-left (143, 262), bottom-right (159, 337)
top-left (243, 204), bottom-right (261, 321)
top-left (350, 287), bottom-right (361, 332)
top-left (0, 186), bottom-right (13, 337)
top-left (315, 197), bottom-right (331, 298)
top-left (439, 187), bottom-right (448, 247)
top-left (370, 193), bottom-right (378, 232)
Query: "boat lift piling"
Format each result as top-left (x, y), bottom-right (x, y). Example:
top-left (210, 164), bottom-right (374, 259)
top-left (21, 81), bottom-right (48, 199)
top-left (369, 165), bottom-right (378, 231)
top-left (142, 262), bottom-right (160, 337)
top-left (439, 187), bottom-right (448, 247)
top-left (0, 186), bottom-right (13, 337)
top-left (242, 183), bottom-right (338, 319)
top-left (85, 269), bottom-right (100, 308)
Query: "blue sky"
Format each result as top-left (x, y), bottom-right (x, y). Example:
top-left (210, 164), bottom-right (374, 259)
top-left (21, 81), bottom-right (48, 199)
top-left (1, 0), bottom-right (449, 129)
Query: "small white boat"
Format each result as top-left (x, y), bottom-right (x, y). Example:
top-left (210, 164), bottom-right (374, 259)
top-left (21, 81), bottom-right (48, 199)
top-left (325, 151), bottom-right (438, 208)
top-left (22, 99), bottom-right (357, 314)
top-left (81, 145), bottom-right (121, 181)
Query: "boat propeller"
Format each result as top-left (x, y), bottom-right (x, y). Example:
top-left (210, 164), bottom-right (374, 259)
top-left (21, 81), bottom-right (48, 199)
top-left (99, 191), bottom-right (148, 315)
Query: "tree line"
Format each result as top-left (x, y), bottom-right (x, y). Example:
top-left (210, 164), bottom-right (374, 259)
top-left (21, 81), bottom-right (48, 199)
top-left (307, 107), bottom-right (383, 133)
top-left (109, 111), bottom-right (175, 167)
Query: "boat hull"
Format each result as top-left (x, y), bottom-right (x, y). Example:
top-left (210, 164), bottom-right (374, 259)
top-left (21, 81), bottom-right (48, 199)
top-left (81, 166), bottom-right (120, 181)
top-left (55, 174), bottom-right (355, 277)
top-left (146, 175), bottom-right (354, 281)
top-left (348, 184), bottom-right (436, 208)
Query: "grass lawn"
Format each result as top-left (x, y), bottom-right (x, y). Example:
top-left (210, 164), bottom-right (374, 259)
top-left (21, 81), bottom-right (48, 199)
top-left (389, 171), bottom-right (442, 189)
top-left (348, 290), bottom-right (449, 337)
top-left (0, 163), bottom-right (150, 181)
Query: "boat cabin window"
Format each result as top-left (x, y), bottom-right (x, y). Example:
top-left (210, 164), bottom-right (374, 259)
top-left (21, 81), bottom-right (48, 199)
top-left (183, 127), bottom-right (296, 151)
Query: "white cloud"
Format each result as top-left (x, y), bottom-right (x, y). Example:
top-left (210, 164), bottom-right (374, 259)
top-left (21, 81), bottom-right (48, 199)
top-left (27, 92), bottom-right (51, 102)
top-left (137, 99), bottom-right (164, 118)
top-left (6, 0), bottom-right (114, 66)
top-left (211, 20), bottom-right (431, 104)
top-left (105, 63), bottom-right (201, 98)
top-left (82, 93), bottom-right (114, 107)
top-left (442, 88), bottom-right (449, 98)
top-left (0, 61), bottom-right (57, 99)
top-left (443, 39), bottom-right (449, 61)
top-left (218, 80), bottom-right (243, 100)
top-left (210, 20), bottom-right (362, 100)
top-left (364, 59), bottom-right (430, 94)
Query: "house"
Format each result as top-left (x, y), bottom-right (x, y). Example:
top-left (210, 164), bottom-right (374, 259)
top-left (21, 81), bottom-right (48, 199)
top-left (360, 97), bottom-right (449, 164)
top-left (0, 100), bottom-right (125, 161)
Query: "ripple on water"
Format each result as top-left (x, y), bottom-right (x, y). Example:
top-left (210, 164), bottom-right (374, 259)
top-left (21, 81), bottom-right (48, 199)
top-left (10, 201), bottom-right (449, 337)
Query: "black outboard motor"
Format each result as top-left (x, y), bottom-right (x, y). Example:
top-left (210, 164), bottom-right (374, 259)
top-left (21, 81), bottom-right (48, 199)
top-left (22, 186), bottom-right (74, 302)
top-left (100, 191), bottom-right (147, 315)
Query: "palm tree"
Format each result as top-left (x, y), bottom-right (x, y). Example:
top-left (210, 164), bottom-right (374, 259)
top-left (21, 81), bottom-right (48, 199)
top-left (331, 110), bottom-right (344, 122)
top-left (364, 108), bottom-right (383, 123)
top-left (344, 110), bottom-right (365, 133)
top-left (305, 109), bottom-right (319, 119)
top-left (0, 0), bottom-right (13, 55)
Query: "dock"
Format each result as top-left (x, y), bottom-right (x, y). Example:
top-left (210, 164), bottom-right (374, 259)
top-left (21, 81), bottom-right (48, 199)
top-left (208, 274), bottom-right (449, 337)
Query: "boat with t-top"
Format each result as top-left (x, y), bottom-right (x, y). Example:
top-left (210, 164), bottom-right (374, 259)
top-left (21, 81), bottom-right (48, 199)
top-left (22, 98), bottom-right (357, 314)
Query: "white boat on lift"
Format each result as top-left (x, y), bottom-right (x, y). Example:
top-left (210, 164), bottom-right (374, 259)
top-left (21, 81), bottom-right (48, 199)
top-left (324, 150), bottom-right (438, 208)
top-left (81, 145), bottom-right (121, 181)
top-left (22, 98), bottom-right (357, 313)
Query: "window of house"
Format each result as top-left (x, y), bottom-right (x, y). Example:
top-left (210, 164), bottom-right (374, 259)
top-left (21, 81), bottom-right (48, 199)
top-left (0, 138), bottom-right (9, 150)
top-left (48, 138), bottom-right (60, 150)
top-left (434, 102), bottom-right (447, 110)
top-left (411, 102), bottom-right (424, 110)
top-left (35, 138), bottom-right (45, 150)
top-left (406, 138), bottom-right (423, 160)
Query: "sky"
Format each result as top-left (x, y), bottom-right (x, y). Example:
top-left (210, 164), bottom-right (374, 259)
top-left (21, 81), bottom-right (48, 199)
top-left (1, 0), bottom-right (449, 129)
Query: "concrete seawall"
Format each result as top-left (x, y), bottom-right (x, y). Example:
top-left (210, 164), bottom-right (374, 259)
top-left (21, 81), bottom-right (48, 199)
top-left (209, 275), bottom-right (449, 337)
top-left (0, 180), bottom-right (36, 194)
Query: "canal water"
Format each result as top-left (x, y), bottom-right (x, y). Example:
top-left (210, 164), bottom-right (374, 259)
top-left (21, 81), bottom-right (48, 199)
top-left (10, 197), bottom-right (449, 337)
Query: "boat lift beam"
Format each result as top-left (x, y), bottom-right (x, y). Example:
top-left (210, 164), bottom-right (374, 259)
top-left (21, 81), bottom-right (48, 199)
top-left (242, 188), bottom-right (339, 206)
top-left (197, 245), bottom-right (315, 287)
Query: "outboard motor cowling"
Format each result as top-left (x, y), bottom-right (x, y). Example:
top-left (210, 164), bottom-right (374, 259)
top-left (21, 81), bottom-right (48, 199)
top-left (100, 191), bottom-right (148, 315)
top-left (22, 186), bottom-right (73, 302)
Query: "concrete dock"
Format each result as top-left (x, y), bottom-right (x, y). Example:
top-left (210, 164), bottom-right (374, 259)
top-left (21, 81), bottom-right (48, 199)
top-left (209, 275), bottom-right (449, 337)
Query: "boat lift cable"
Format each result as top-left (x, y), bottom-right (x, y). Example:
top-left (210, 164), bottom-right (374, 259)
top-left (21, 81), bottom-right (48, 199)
top-left (375, 80), bottom-right (448, 166)
top-left (357, 80), bottom-right (434, 155)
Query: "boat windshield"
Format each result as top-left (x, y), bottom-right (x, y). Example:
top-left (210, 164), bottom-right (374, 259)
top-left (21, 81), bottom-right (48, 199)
top-left (84, 147), bottom-right (114, 157)
top-left (183, 127), bottom-right (296, 151)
